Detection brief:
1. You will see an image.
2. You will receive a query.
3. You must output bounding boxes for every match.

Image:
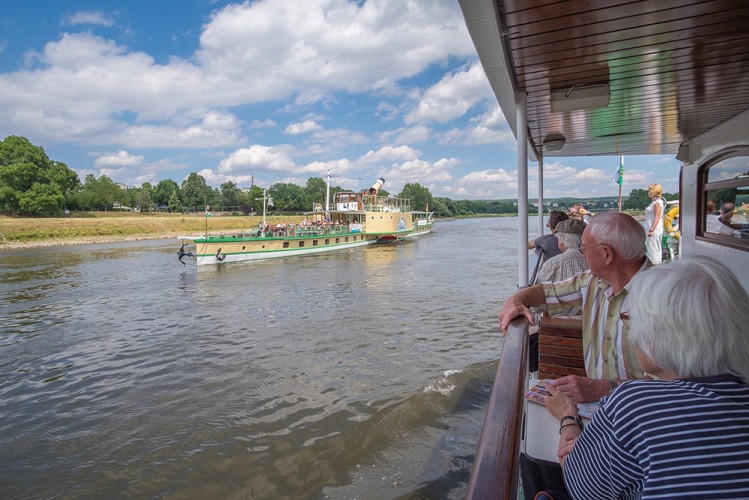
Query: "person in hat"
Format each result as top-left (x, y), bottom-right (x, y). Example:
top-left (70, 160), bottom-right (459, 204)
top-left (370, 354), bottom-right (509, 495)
top-left (537, 218), bottom-right (589, 283)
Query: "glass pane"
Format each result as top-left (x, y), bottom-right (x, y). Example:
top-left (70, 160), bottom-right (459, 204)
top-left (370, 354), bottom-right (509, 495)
top-left (704, 187), bottom-right (749, 238)
top-left (707, 156), bottom-right (749, 183)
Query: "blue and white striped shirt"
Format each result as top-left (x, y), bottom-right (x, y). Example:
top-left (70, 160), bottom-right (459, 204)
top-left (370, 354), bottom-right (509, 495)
top-left (563, 376), bottom-right (749, 499)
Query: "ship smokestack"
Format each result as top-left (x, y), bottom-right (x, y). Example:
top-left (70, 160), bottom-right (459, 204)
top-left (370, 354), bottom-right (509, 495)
top-left (368, 178), bottom-right (385, 195)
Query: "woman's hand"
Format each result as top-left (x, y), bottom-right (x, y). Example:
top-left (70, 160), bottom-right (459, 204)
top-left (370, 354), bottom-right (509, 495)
top-left (543, 381), bottom-right (578, 420)
top-left (557, 432), bottom-right (579, 464)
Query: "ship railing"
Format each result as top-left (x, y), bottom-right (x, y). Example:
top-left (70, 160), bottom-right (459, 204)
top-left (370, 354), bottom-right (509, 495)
top-left (466, 318), bottom-right (528, 500)
top-left (266, 224), bottom-right (366, 238)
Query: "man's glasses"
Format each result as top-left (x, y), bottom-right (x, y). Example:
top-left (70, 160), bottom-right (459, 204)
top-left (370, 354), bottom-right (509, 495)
top-left (580, 243), bottom-right (605, 255)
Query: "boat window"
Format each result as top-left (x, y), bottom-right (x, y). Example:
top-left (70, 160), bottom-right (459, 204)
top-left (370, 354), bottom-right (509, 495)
top-left (336, 238), bottom-right (340, 243)
top-left (283, 242), bottom-right (289, 248)
top-left (299, 241), bottom-right (305, 247)
top-left (699, 147), bottom-right (749, 250)
top-left (345, 237), bottom-right (349, 242)
top-left (325, 239), bottom-right (330, 244)
top-left (313, 240), bottom-right (318, 246)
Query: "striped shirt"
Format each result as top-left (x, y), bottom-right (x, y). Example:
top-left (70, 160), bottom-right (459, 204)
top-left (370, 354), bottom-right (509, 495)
top-left (564, 376), bottom-right (749, 499)
top-left (543, 262), bottom-right (650, 381)
top-left (538, 248), bottom-right (589, 283)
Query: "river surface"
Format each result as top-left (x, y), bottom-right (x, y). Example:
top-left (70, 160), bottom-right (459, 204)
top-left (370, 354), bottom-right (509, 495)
top-left (0, 217), bottom-right (522, 499)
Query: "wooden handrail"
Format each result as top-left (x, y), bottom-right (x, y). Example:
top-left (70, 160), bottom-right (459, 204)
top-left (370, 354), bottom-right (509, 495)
top-left (466, 319), bottom-right (528, 499)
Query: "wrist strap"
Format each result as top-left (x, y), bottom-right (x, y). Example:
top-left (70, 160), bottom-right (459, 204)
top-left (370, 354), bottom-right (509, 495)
top-left (559, 414), bottom-right (583, 434)
top-left (559, 422), bottom-right (582, 434)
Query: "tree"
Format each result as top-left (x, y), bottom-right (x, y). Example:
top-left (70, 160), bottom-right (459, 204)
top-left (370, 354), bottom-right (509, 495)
top-left (220, 181), bottom-right (243, 210)
top-left (180, 173), bottom-right (210, 212)
top-left (242, 185), bottom-right (264, 214)
top-left (153, 179), bottom-right (180, 208)
top-left (398, 183), bottom-right (434, 212)
top-left (0, 136), bottom-right (79, 215)
top-left (168, 191), bottom-right (182, 213)
top-left (18, 183), bottom-right (65, 215)
top-left (305, 177), bottom-right (328, 208)
top-left (269, 182), bottom-right (305, 212)
top-left (622, 188), bottom-right (651, 210)
top-left (78, 174), bottom-right (121, 211)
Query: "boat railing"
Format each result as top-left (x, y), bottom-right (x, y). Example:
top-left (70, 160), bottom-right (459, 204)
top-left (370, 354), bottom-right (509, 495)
top-left (466, 318), bottom-right (528, 500)
top-left (262, 223), bottom-right (364, 238)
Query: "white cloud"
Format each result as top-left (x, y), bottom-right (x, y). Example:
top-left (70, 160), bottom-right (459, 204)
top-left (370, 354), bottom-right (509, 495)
top-left (285, 120), bottom-right (322, 135)
top-left (94, 150), bottom-right (144, 167)
top-left (62, 10), bottom-right (115, 27)
top-left (218, 145), bottom-right (297, 174)
top-left (251, 119), bottom-right (277, 129)
top-left (358, 145), bottom-right (420, 165)
top-left (405, 62), bottom-right (493, 125)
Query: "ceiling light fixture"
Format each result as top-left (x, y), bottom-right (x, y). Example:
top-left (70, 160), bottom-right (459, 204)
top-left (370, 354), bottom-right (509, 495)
top-left (550, 84), bottom-right (610, 113)
top-left (543, 134), bottom-right (566, 152)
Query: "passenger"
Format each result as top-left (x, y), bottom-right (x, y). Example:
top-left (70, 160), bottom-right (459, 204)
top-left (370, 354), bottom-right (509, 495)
top-left (566, 203), bottom-right (585, 221)
top-left (705, 199), bottom-right (734, 235)
top-left (543, 256), bottom-right (749, 499)
top-left (498, 211), bottom-right (649, 402)
top-left (536, 219), bottom-right (588, 283)
top-left (719, 200), bottom-right (749, 230)
top-left (528, 210), bottom-right (568, 259)
top-left (644, 183), bottom-right (666, 264)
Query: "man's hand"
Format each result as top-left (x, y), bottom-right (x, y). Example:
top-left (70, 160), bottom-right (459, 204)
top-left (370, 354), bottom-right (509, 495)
top-left (497, 296), bottom-right (535, 333)
top-left (546, 375), bottom-right (611, 403)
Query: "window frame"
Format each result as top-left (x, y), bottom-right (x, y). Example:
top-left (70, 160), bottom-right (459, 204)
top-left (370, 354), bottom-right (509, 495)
top-left (696, 146), bottom-right (749, 251)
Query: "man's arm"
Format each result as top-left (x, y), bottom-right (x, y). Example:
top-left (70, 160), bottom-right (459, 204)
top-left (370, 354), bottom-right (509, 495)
top-left (498, 284), bottom-right (546, 332)
top-left (527, 239), bottom-right (537, 249)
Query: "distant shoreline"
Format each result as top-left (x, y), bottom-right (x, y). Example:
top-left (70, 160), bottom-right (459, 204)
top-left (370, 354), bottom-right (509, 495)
top-left (0, 211), bottom-right (643, 250)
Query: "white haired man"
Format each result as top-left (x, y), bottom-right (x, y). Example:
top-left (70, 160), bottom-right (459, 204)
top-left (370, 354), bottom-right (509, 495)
top-left (537, 218), bottom-right (588, 283)
top-left (499, 211), bottom-right (649, 402)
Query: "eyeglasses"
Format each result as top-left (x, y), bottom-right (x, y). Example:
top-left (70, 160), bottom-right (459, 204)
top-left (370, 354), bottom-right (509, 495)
top-left (580, 243), bottom-right (605, 255)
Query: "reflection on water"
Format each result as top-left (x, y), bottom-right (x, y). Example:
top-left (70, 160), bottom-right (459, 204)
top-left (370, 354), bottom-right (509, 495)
top-left (0, 218), bottom-right (520, 499)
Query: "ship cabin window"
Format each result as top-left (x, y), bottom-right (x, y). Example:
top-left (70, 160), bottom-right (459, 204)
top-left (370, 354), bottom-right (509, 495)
top-left (336, 238), bottom-right (340, 243)
top-left (299, 241), bottom-right (305, 247)
top-left (345, 237), bottom-right (349, 242)
top-left (283, 242), bottom-right (289, 248)
top-left (325, 239), bottom-right (330, 245)
top-left (313, 240), bottom-right (318, 246)
top-left (698, 147), bottom-right (749, 251)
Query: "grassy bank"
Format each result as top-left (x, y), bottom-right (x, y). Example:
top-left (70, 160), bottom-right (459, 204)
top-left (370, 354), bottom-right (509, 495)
top-left (0, 212), bottom-right (294, 249)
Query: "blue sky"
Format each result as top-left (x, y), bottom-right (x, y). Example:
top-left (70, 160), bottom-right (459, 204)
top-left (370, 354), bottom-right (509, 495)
top-left (0, 0), bottom-right (680, 200)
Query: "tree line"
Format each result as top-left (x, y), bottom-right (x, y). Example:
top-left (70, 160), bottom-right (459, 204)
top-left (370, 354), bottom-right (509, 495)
top-left (1, 135), bottom-right (675, 218)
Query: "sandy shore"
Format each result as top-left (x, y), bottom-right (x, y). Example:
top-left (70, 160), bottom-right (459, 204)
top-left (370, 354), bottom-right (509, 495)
top-left (0, 232), bottom-right (192, 250)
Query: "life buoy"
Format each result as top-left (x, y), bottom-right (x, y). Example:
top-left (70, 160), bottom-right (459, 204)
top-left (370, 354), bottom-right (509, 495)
top-left (663, 205), bottom-right (680, 239)
top-left (215, 248), bottom-right (226, 261)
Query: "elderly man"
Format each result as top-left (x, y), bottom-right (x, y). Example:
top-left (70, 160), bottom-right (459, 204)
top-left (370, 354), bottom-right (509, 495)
top-left (498, 211), bottom-right (649, 402)
top-left (537, 218), bottom-right (588, 283)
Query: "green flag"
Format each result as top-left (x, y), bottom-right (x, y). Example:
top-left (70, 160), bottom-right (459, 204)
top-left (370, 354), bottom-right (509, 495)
top-left (612, 155), bottom-right (624, 186)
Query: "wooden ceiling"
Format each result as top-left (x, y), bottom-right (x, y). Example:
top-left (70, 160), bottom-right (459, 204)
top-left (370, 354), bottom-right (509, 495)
top-left (498, 0), bottom-right (749, 157)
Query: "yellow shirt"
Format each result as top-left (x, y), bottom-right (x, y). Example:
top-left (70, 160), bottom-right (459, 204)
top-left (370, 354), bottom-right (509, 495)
top-left (543, 262), bottom-right (649, 381)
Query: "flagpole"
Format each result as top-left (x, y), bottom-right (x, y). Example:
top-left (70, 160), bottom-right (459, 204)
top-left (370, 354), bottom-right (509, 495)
top-left (618, 181), bottom-right (622, 212)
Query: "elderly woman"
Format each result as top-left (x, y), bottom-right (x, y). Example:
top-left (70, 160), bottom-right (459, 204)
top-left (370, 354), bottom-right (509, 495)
top-left (544, 256), bottom-right (749, 499)
top-left (645, 183), bottom-right (665, 264)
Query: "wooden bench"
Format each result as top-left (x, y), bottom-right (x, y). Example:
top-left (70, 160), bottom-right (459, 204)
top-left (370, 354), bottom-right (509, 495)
top-left (537, 315), bottom-right (585, 380)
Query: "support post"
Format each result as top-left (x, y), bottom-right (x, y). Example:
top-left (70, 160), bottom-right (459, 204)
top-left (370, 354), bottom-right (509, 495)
top-left (517, 93), bottom-right (529, 288)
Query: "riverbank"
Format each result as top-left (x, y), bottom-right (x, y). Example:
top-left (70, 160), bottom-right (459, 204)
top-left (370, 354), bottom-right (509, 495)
top-left (0, 212), bottom-right (292, 249)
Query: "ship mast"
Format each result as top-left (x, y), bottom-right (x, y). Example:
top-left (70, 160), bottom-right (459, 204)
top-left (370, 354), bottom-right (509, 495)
top-left (325, 170), bottom-right (331, 217)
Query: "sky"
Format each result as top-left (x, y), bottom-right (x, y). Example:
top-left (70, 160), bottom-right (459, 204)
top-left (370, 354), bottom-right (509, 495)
top-left (0, 0), bottom-right (681, 200)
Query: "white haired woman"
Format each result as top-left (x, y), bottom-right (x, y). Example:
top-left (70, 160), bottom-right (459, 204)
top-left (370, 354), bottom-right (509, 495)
top-left (543, 256), bottom-right (749, 499)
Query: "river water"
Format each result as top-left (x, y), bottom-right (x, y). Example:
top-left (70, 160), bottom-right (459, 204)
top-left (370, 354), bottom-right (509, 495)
top-left (0, 217), bottom-right (521, 499)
